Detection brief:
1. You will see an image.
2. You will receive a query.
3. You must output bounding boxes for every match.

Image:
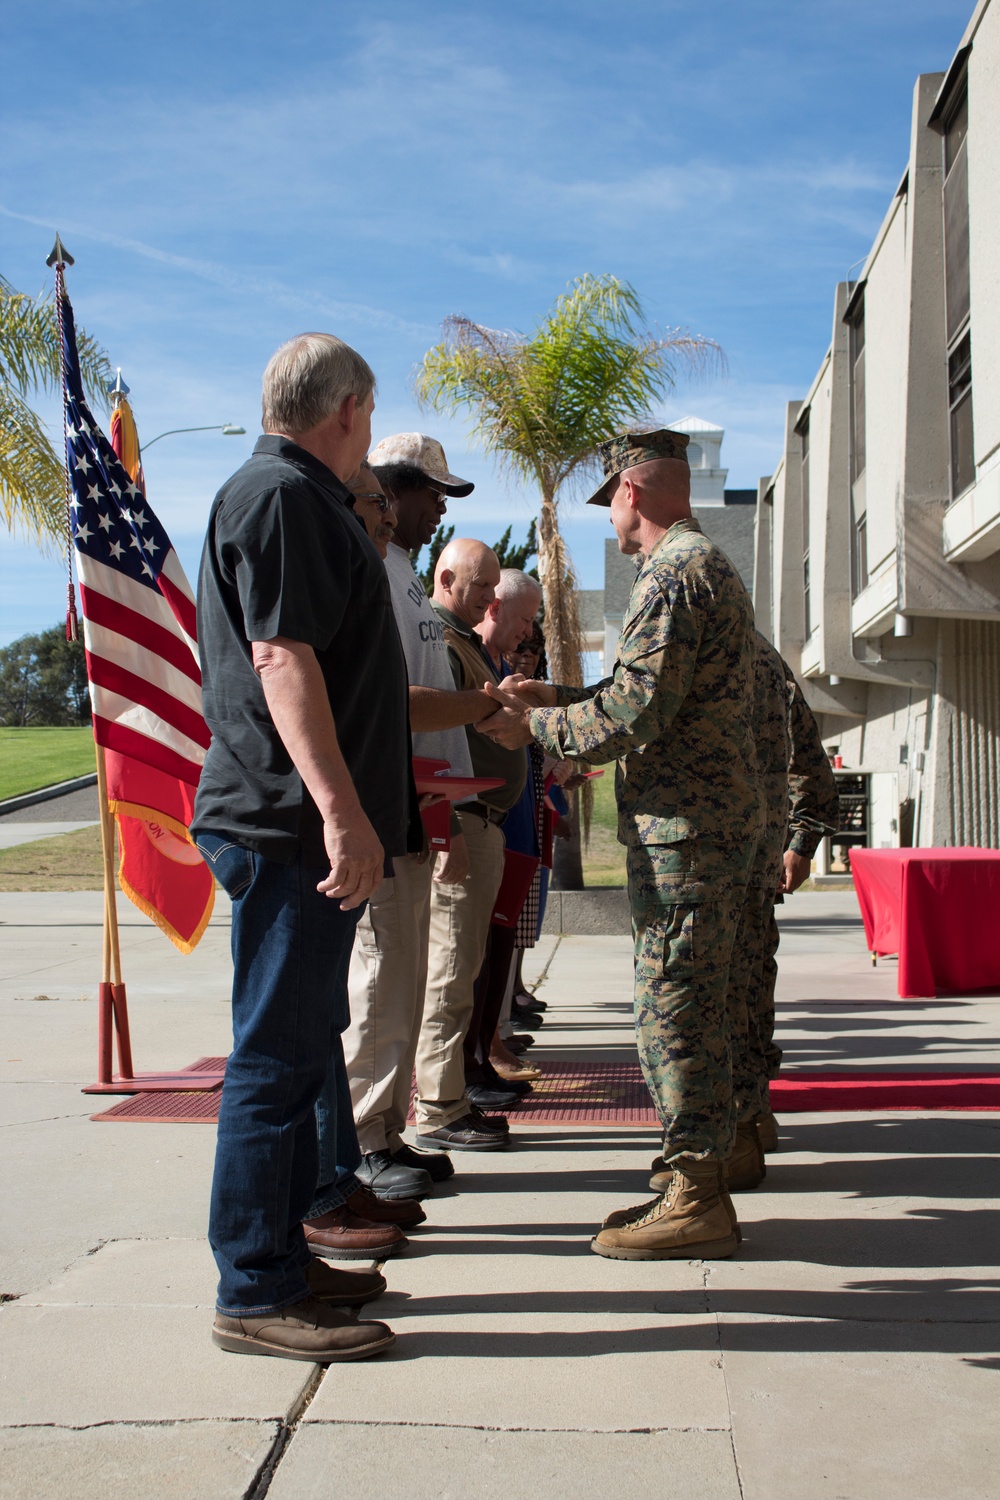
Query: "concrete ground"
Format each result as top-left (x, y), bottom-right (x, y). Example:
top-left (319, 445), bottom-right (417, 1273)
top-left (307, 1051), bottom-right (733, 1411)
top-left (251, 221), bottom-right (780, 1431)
top-left (1, 890), bottom-right (998, 1499)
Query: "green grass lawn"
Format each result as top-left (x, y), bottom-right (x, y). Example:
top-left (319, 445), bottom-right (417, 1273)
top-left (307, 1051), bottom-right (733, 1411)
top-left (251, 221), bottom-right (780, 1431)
top-left (579, 768), bottom-right (627, 887)
top-left (0, 824), bottom-right (104, 890)
top-left (0, 727), bottom-right (96, 801)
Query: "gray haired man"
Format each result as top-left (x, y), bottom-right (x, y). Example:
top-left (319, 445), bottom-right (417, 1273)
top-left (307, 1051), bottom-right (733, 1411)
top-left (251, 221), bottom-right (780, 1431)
top-left (194, 334), bottom-right (419, 1361)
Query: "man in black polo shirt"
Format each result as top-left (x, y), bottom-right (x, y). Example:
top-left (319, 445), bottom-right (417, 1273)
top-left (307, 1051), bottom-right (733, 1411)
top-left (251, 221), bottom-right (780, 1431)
top-left (193, 332), bottom-right (418, 1363)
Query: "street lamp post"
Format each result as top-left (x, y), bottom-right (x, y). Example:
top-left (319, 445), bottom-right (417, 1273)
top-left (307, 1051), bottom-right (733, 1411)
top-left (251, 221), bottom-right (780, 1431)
top-left (140, 423), bottom-right (246, 453)
top-left (105, 372), bottom-right (246, 452)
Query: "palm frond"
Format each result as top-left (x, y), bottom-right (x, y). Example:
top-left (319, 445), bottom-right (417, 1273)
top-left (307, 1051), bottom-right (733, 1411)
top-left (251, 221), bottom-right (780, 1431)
top-left (0, 389), bottom-right (67, 545)
top-left (0, 273), bottom-right (112, 410)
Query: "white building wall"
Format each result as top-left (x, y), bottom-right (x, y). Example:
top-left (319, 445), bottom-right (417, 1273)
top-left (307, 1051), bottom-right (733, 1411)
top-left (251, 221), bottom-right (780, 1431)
top-left (757, 0), bottom-right (1000, 852)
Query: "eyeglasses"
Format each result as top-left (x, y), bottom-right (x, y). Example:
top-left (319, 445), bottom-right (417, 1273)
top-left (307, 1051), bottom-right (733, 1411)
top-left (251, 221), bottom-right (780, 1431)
top-left (353, 492), bottom-right (393, 513)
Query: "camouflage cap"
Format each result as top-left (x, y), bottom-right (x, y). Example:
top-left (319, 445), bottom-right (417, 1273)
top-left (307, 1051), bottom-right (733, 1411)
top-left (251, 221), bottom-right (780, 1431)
top-left (585, 428), bottom-right (690, 506)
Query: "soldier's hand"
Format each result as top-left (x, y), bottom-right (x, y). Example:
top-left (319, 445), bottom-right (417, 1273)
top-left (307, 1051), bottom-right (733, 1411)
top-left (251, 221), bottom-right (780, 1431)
top-left (498, 674), bottom-right (556, 708)
top-left (779, 850), bottom-right (811, 894)
top-left (476, 682), bottom-right (534, 747)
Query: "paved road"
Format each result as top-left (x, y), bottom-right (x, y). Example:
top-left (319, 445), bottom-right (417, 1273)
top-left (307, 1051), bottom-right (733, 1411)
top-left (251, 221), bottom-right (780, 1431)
top-left (1, 891), bottom-right (997, 1499)
top-left (0, 786), bottom-right (101, 851)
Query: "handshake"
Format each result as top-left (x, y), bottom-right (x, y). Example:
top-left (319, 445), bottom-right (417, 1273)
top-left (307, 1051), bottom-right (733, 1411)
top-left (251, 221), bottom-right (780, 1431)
top-left (475, 674), bottom-right (556, 748)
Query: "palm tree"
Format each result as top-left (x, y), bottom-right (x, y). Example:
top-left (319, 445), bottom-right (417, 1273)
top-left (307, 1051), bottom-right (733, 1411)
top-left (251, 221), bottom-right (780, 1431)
top-left (1, 272), bottom-right (111, 545)
top-left (415, 275), bottom-right (724, 887)
top-left (415, 272), bottom-right (723, 689)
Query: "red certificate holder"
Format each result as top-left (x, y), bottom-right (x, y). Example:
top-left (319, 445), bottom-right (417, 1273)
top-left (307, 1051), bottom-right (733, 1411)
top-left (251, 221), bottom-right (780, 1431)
top-left (491, 849), bottom-right (541, 927)
top-left (851, 847), bottom-right (1000, 998)
top-left (412, 758), bottom-right (505, 854)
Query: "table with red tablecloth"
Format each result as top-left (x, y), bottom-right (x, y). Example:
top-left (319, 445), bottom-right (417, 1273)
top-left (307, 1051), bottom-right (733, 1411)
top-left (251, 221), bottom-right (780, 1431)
top-left (850, 847), bottom-right (1000, 998)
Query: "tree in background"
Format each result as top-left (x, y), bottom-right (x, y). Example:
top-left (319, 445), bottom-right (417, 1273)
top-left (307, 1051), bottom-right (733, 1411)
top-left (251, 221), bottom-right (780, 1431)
top-left (0, 623), bottom-right (91, 726)
top-left (415, 273), bottom-right (722, 886)
top-left (415, 273), bottom-right (722, 689)
top-left (412, 519), bottom-right (538, 594)
top-left (1, 272), bottom-right (111, 544)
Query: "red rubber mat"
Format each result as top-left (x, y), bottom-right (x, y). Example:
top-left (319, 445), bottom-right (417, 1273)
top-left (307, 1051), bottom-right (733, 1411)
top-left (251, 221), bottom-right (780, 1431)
top-left (91, 1089), bottom-right (223, 1123)
top-left (91, 1062), bottom-right (1000, 1124)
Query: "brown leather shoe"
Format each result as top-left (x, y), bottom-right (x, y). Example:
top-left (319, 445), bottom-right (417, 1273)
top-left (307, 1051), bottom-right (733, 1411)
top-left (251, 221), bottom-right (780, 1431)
top-left (213, 1294), bottom-right (394, 1362)
top-left (416, 1112), bottom-right (510, 1151)
top-left (305, 1256), bottom-right (386, 1305)
top-left (344, 1184), bottom-right (426, 1229)
top-left (303, 1206), bottom-right (407, 1260)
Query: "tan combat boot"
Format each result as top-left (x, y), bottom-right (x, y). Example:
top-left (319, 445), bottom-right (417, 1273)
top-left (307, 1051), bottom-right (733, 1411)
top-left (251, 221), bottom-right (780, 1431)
top-left (726, 1121), bottom-right (766, 1191)
top-left (756, 1110), bottom-right (779, 1153)
top-left (592, 1157), bottom-right (739, 1261)
top-left (605, 1170), bottom-right (743, 1243)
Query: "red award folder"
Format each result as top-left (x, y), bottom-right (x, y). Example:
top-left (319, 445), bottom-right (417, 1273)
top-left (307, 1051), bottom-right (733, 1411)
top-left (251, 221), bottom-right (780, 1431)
top-left (412, 758), bottom-right (506, 853)
top-left (491, 849), bottom-right (540, 928)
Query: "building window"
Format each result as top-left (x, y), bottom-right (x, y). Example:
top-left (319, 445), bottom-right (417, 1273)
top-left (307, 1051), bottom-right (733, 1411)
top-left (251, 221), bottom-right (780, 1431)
top-left (850, 302), bottom-right (866, 482)
top-left (800, 411), bottom-right (812, 636)
top-left (948, 331), bottom-right (974, 500)
top-left (942, 83), bottom-right (973, 502)
top-left (852, 513), bottom-right (869, 598)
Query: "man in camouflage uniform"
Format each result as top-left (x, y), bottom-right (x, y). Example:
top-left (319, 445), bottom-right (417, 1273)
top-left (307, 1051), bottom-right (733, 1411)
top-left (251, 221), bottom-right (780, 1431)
top-left (759, 666), bottom-right (839, 1120)
top-left (685, 640), bottom-right (837, 1169)
top-left (718, 632), bottom-right (790, 1183)
top-left (480, 430), bottom-right (762, 1260)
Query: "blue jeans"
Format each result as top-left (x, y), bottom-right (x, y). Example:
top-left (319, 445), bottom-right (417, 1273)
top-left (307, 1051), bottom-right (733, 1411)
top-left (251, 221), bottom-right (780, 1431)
top-left (197, 834), bottom-right (364, 1316)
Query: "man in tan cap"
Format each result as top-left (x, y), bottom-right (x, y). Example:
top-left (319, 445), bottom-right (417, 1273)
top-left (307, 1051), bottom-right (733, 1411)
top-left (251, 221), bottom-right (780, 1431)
top-left (479, 429), bottom-right (763, 1259)
top-left (338, 436), bottom-right (511, 1203)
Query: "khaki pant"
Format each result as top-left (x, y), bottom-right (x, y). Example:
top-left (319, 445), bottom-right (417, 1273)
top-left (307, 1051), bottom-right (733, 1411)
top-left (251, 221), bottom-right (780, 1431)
top-left (414, 810), bottom-right (505, 1129)
top-left (342, 852), bottom-right (432, 1154)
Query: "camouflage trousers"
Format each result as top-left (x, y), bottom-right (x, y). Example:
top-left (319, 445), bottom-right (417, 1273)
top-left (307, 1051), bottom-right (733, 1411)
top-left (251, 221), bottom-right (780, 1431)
top-left (760, 898), bottom-right (782, 1079)
top-left (631, 894), bottom-right (742, 1163)
top-left (727, 886), bottom-right (776, 1124)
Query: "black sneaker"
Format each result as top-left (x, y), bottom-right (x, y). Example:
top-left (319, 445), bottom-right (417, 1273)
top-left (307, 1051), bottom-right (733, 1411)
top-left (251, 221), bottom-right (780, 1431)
top-left (355, 1149), bottom-right (434, 1201)
top-left (392, 1142), bottom-right (455, 1182)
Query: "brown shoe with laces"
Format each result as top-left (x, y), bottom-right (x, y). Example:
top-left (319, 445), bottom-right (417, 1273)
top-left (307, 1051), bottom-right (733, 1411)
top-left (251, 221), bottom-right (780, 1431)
top-left (212, 1294), bottom-right (395, 1362)
top-left (303, 1206), bottom-right (406, 1260)
top-left (344, 1184), bottom-right (426, 1229)
top-left (305, 1257), bottom-right (386, 1305)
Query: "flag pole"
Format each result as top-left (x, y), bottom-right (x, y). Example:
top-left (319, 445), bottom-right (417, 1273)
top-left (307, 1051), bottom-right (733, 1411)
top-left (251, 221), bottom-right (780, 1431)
top-left (48, 236), bottom-right (134, 1088)
top-left (94, 743), bottom-right (134, 1081)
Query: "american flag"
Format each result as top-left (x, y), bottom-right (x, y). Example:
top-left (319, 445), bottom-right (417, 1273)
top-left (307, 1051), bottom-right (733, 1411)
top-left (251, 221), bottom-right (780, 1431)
top-left (61, 290), bottom-right (210, 785)
top-left (61, 286), bottom-right (214, 952)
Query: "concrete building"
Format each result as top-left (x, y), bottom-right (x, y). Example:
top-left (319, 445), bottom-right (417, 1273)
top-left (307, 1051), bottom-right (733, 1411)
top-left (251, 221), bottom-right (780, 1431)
top-left (755, 0), bottom-right (1000, 858)
top-left (586, 415), bottom-right (757, 673)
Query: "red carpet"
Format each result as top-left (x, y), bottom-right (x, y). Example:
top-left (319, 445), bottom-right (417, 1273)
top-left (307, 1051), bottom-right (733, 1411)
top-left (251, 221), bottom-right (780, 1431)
top-left (91, 1059), bottom-right (1000, 1124)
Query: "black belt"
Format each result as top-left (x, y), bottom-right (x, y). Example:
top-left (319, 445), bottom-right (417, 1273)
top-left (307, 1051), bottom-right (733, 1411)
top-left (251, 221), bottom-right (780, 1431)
top-left (461, 801), bottom-right (507, 827)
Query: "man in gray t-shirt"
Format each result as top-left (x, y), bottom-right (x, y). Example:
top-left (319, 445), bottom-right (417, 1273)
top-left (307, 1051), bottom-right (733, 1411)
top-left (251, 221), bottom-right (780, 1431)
top-left (342, 435), bottom-right (506, 1200)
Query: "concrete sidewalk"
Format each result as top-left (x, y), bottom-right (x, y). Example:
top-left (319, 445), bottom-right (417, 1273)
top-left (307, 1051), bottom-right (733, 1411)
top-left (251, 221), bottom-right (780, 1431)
top-left (1, 892), bottom-right (998, 1499)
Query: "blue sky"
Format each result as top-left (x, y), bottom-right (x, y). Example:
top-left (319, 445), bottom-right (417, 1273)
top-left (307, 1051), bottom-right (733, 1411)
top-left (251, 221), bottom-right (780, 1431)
top-left (1, 0), bottom-right (974, 645)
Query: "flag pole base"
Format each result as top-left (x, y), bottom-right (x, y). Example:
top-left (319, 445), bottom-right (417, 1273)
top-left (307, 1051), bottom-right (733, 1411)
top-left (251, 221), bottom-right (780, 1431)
top-left (82, 1056), bottom-right (226, 1095)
